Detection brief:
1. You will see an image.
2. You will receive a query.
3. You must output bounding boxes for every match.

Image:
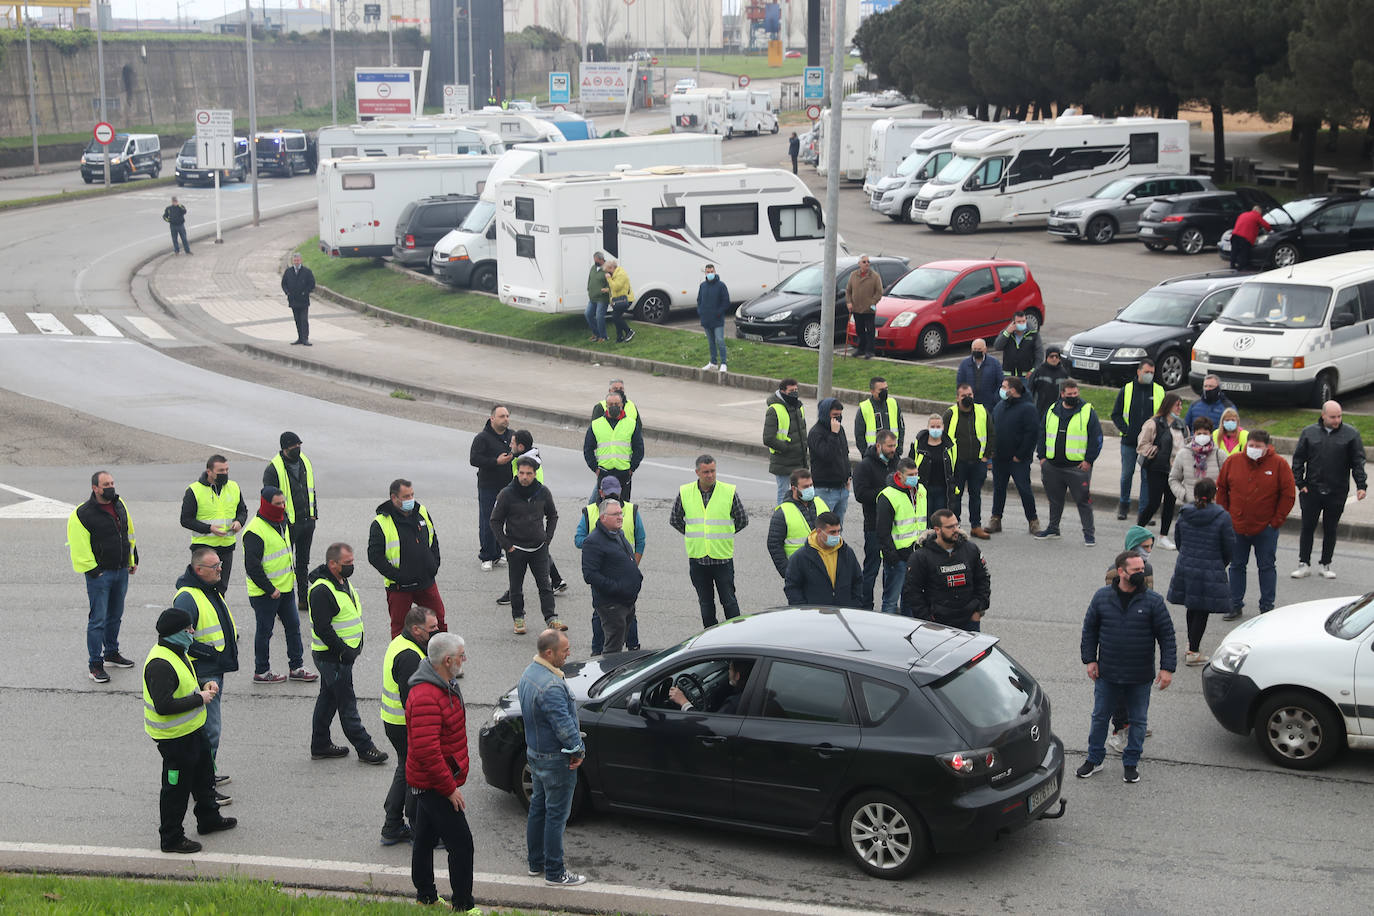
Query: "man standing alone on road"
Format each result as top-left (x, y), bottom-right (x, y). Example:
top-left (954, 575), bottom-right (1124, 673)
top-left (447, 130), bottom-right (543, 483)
top-left (380, 605), bottom-right (438, 847)
top-left (584, 251), bottom-right (610, 342)
top-left (470, 405), bottom-right (514, 572)
top-left (264, 431), bottom-right (316, 608)
top-left (368, 479), bottom-right (445, 637)
top-left (671, 455), bottom-right (749, 628)
top-left (1291, 400), bottom-right (1367, 580)
top-left (281, 253), bottom-right (316, 346)
top-left (763, 378), bottom-right (808, 505)
top-left (181, 455), bottom-right (246, 596)
top-left (68, 470), bottom-right (138, 683)
top-left (788, 132), bottom-right (800, 174)
top-left (697, 263), bottom-right (732, 373)
top-left (846, 255), bottom-right (884, 359)
top-left (163, 196), bottom-right (190, 255)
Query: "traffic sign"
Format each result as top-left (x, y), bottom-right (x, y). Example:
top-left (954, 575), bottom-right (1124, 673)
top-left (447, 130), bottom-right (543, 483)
top-left (549, 71), bottom-right (571, 106)
top-left (806, 104), bottom-right (821, 121)
top-left (348, 11), bottom-right (360, 24)
top-left (554, 104), bottom-right (566, 112)
top-left (93, 121), bottom-right (114, 145)
top-left (803, 66), bottom-right (825, 101)
top-left (738, 74), bottom-right (751, 88)
top-left (195, 108), bottom-right (234, 169)
top-left (443, 83), bottom-right (470, 114)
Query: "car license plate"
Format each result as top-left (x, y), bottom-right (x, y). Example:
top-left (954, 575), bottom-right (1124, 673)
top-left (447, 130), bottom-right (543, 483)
top-left (1140, 227), bottom-right (1155, 236)
top-left (1227, 381), bottom-right (1252, 392)
top-left (743, 333), bottom-right (764, 342)
top-left (1073, 358), bottom-right (1100, 371)
top-left (1029, 776), bottom-right (1058, 815)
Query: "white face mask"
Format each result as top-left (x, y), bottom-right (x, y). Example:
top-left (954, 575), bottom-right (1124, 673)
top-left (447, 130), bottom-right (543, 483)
top-left (1195, 433), bottom-right (1211, 446)
top-left (1246, 445), bottom-right (1265, 461)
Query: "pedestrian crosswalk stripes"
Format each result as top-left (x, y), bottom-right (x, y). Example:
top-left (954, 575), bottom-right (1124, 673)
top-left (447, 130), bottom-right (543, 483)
top-left (75, 314), bottom-right (124, 337)
top-left (0, 314), bottom-right (14, 334)
top-left (26, 312), bottom-right (72, 335)
top-left (125, 315), bottom-right (175, 340)
top-left (0, 310), bottom-right (175, 342)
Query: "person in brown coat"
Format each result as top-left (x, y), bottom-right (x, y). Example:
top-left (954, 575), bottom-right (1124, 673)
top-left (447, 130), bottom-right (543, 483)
top-left (845, 255), bottom-right (885, 359)
top-left (1215, 430), bottom-right (1295, 620)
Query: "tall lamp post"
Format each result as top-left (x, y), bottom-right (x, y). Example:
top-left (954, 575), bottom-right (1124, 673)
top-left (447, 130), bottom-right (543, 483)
top-left (95, 0), bottom-right (110, 187)
top-left (245, 0), bottom-right (260, 226)
top-left (329, 1), bottom-right (338, 123)
top-left (23, 10), bottom-right (40, 174)
top-left (816, 0), bottom-right (846, 397)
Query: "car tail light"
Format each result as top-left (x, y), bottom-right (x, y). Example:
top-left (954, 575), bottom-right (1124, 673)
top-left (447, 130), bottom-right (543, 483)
top-left (938, 748), bottom-right (999, 776)
top-left (404, 234), bottom-right (416, 249)
top-left (1161, 215), bottom-right (1186, 223)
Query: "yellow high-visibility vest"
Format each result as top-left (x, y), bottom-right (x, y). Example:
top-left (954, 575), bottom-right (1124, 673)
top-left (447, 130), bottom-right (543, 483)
top-left (188, 479), bottom-right (241, 547)
top-left (310, 575), bottom-right (364, 650)
top-left (767, 402), bottom-right (806, 454)
top-left (373, 506), bottom-right (436, 588)
top-left (1213, 428), bottom-right (1249, 458)
top-left (778, 497), bottom-right (830, 557)
top-left (681, 482), bottom-right (737, 560)
top-left (142, 645), bottom-right (206, 740)
top-left (1045, 405), bottom-right (1096, 461)
top-left (66, 497), bottom-right (137, 573)
top-left (244, 515), bottom-right (295, 597)
top-left (177, 585), bottom-right (239, 652)
top-left (859, 397), bottom-right (899, 448)
top-left (380, 633), bottom-right (423, 725)
top-left (879, 485), bottom-right (927, 548)
top-left (591, 415), bottom-right (634, 470)
top-left (268, 452), bottom-right (317, 524)
top-left (947, 403), bottom-right (990, 462)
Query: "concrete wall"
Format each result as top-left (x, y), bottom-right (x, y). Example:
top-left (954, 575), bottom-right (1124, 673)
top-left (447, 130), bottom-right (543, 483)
top-left (2, 34), bottom-right (428, 138)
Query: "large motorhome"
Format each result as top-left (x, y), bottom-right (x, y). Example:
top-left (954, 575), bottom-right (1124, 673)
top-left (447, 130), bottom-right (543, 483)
top-left (670, 89), bottom-right (778, 138)
top-left (316, 153), bottom-right (499, 258)
top-left (316, 121), bottom-right (504, 158)
top-left (863, 117), bottom-right (966, 189)
top-left (445, 109), bottom-right (567, 144)
top-left (496, 165), bottom-right (837, 323)
top-left (866, 121), bottom-right (1000, 221)
top-left (910, 114), bottom-right (1191, 233)
top-left (816, 103), bottom-right (949, 181)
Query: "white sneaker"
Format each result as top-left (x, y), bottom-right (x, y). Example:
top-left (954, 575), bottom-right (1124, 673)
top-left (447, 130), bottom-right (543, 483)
top-left (701, 362), bottom-right (717, 371)
top-left (481, 560), bottom-right (493, 571)
top-left (1290, 563), bottom-right (1311, 579)
top-left (719, 363), bottom-right (728, 373)
top-left (1156, 535), bottom-right (1176, 550)
top-left (1106, 729), bottom-right (1126, 754)
top-left (1320, 564), bottom-right (1336, 579)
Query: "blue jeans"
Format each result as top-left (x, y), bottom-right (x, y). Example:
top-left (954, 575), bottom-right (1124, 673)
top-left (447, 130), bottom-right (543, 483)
top-left (1119, 441), bottom-right (1148, 508)
top-left (477, 486), bottom-right (502, 562)
top-left (880, 558), bottom-right (907, 615)
top-left (84, 567), bottom-right (128, 667)
top-left (584, 299), bottom-right (607, 338)
top-left (591, 609), bottom-right (640, 655)
top-left (311, 655), bottom-right (374, 753)
top-left (1228, 525), bottom-right (1279, 612)
top-left (991, 457), bottom-right (1038, 521)
top-left (250, 591), bottom-right (303, 674)
top-left (1087, 679), bottom-right (1152, 767)
top-left (526, 751), bottom-right (578, 880)
top-left (815, 485), bottom-right (849, 521)
top-left (705, 325), bottom-right (727, 364)
top-left (203, 674), bottom-right (224, 760)
top-left (952, 460), bottom-right (988, 528)
top-left (773, 475), bottom-right (791, 507)
top-left (860, 529), bottom-right (881, 609)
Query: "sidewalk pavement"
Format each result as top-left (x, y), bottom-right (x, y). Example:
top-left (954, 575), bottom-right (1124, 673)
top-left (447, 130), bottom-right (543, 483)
top-left (146, 209), bottom-right (1374, 543)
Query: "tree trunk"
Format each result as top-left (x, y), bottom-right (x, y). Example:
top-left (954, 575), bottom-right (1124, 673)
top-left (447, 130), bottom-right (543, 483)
top-left (1295, 117), bottom-right (1319, 194)
top-left (1327, 118), bottom-right (1340, 153)
top-left (1211, 102), bottom-right (1227, 184)
top-left (1158, 96), bottom-right (1179, 119)
top-left (977, 101), bottom-right (990, 121)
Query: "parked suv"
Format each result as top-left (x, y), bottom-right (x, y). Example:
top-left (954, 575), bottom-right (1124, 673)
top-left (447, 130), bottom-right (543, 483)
top-left (1137, 188), bottom-right (1278, 255)
top-left (80, 133), bottom-right (161, 183)
top-left (1048, 174), bottom-right (1215, 244)
top-left (175, 136), bottom-right (249, 186)
top-left (392, 194), bottom-right (480, 269)
top-left (1217, 193), bottom-right (1374, 268)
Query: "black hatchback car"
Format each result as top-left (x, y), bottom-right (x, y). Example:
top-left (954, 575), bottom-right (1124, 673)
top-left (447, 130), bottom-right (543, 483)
top-left (392, 194), bottom-right (480, 269)
top-left (1063, 271), bottom-right (1244, 388)
top-left (1137, 188), bottom-right (1279, 255)
top-left (478, 608), bottom-right (1065, 879)
top-left (1217, 193), bottom-right (1374, 268)
top-left (735, 256), bottom-right (910, 349)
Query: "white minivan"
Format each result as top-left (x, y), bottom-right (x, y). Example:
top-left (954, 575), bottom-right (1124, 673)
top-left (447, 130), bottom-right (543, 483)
top-left (1189, 251), bottom-right (1374, 407)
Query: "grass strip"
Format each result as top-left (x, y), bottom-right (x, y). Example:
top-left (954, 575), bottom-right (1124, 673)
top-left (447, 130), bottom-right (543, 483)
top-left (0, 175), bottom-right (176, 212)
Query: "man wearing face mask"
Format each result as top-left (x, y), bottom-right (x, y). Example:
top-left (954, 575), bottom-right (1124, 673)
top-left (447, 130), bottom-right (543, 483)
top-left (369, 478), bottom-right (445, 638)
top-left (590, 379), bottom-right (641, 430)
top-left (989, 378), bottom-right (1041, 535)
top-left (264, 432), bottom-right (317, 609)
top-left (767, 468), bottom-right (828, 577)
top-left (763, 378), bottom-right (810, 505)
top-left (855, 376), bottom-right (904, 455)
top-left (1215, 430), bottom-right (1295, 620)
top-left (944, 382), bottom-right (996, 539)
top-left (1076, 552), bottom-right (1176, 784)
top-left (1110, 360), bottom-right (1164, 520)
top-left (696, 263), bottom-right (732, 372)
top-left (784, 511), bottom-right (861, 605)
top-left (853, 430), bottom-right (899, 610)
top-left (68, 470), bottom-right (139, 684)
top-left (1036, 379), bottom-right (1104, 546)
top-left (807, 398), bottom-right (853, 519)
top-left (1028, 347), bottom-right (1070, 417)
top-left (1183, 374), bottom-right (1234, 432)
top-left (955, 339), bottom-right (1005, 413)
top-left (470, 404), bottom-right (514, 571)
top-left (584, 390), bottom-right (644, 502)
top-left (243, 487), bottom-right (313, 685)
top-left (308, 542), bottom-right (389, 765)
top-left (902, 509), bottom-right (991, 629)
top-left (876, 457), bottom-right (927, 615)
top-left (180, 455), bottom-right (247, 596)
top-left (995, 310), bottom-right (1044, 379)
top-left (1290, 400), bottom-right (1367, 581)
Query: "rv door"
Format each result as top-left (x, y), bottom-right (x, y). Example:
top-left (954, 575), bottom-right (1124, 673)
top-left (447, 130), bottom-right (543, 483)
top-left (600, 206), bottom-right (620, 259)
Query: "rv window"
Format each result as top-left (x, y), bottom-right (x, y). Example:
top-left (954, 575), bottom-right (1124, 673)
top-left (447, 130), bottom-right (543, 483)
top-left (700, 203), bottom-right (759, 238)
top-left (1008, 149), bottom-right (1053, 185)
top-left (1055, 146), bottom-right (1119, 175)
top-left (341, 173), bottom-right (375, 190)
top-left (1129, 133), bottom-right (1159, 165)
top-left (398, 145), bottom-right (428, 155)
top-left (768, 202), bottom-right (824, 241)
top-left (652, 206), bottom-right (687, 230)
top-left (514, 197), bottom-right (535, 221)
top-left (995, 265), bottom-right (1027, 293)
top-left (363, 148), bottom-right (387, 157)
top-left (515, 234), bottom-right (536, 258)
top-left (454, 145), bottom-right (474, 155)
top-left (330, 146), bottom-right (358, 158)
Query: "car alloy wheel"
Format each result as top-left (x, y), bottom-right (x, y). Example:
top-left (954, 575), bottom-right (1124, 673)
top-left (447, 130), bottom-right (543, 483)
top-left (801, 319), bottom-right (824, 349)
top-left (1156, 350), bottom-right (1185, 389)
top-left (1271, 243), bottom-right (1300, 268)
top-left (1179, 227), bottom-right (1205, 254)
top-left (1086, 215), bottom-right (1116, 244)
top-left (635, 291), bottom-right (670, 323)
top-left (841, 791), bottom-right (928, 879)
top-left (951, 206), bottom-right (980, 234)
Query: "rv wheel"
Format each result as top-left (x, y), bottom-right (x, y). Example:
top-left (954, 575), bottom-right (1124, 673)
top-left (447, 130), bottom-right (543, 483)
top-left (951, 207), bottom-right (980, 234)
top-left (771, 124), bottom-right (779, 135)
top-left (636, 291), bottom-right (670, 324)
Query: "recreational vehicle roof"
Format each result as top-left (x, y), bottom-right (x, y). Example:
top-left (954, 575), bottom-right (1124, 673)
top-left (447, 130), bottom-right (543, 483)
top-left (502, 163), bottom-right (756, 187)
top-left (949, 116), bottom-right (1186, 154)
top-left (320, 153), bottom-right (500, 170)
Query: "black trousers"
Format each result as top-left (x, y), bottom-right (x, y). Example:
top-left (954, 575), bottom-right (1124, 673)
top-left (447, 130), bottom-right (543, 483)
top-left (190, 544), bottom-right (235, 596)
top-left (853, 312), bottom-right (875, 355)
top-left (596, 602), bottom-right (636, 653)
top-left (383, 721), bottom-right (416, 832)
top-left (689, 559), bottom-right (740, 627)
top-left (1298, 489), bottom-right (1346, 565)
top-left (1230, 236), bottom-right (1253, 270)
top-left (291, 305), bottom-right (310, 343)
top-left (411, 788), bottom-right (475, 909)
top-left (1186, 608), bottom-right (1211, 653)
top-left (156, 730), bottom-right (219, 847)
top-left (507, 545), bottom-right (555, 622)
top-left (790, 154), bottom-right (798, 174)
top-left (292, 518), bottom-right (316, 604)
top-left (1137, 468), bottom-right (1176, 536)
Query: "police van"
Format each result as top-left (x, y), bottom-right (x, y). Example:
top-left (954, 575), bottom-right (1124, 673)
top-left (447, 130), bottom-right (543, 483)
top-left (175, 136), bottom-right (250, 185)
top-left (1189, 252), bottom-right (1374, 407)
top-left (80, 132), bottom-right (162, 183)
top-left (255, 129), bottom-right (315, 177)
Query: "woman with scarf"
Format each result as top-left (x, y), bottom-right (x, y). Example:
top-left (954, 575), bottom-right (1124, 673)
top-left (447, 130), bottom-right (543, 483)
top-left (1135, 394), bottom-right (1186, 546)
top-left (1168, 416), bottom-right (1226, 552)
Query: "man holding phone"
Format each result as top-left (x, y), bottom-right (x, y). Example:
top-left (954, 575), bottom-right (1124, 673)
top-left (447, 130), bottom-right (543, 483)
top-left (470, 405), bottom-right (515, 572)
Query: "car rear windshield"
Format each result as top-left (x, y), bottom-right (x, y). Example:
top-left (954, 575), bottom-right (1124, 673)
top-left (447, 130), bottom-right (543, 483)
top-left (888, 267), bottom-right (957, 300)
top-left (930, 646), bottom-right (1036, 729)
top-left (1326, 592), bottom-right (1374, 639)
top-left (1117, 290), bottom-right (1199, 326)
top-left (778, 264), bottom-right (825, 295)
top-left (1217, 282), bottom-right (1332, 329)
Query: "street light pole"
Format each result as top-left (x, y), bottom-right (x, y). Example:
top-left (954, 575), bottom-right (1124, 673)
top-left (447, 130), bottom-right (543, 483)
top-left (386, 0), bottom-right (393, 65)
top-left (329, 1), bottom-right (338, 123)
top-left (245, 0), bottom-right (260, 226)
top-left (95, 0), bottom-right (110, 187)
top-left (816, 0), bottom-right (846, 398)
top-left (23, 11), bottom-right (40, 174)
top-left (466, 0), bottom-right (475, 104)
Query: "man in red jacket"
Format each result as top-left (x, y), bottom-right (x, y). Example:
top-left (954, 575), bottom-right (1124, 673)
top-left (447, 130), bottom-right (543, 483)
top-left (1229, 205), bottom-right (1272, 270)
top-left (405, 632), bottom-right (478, 914)
top-left (1216, 430), bottom-right (1295, 620)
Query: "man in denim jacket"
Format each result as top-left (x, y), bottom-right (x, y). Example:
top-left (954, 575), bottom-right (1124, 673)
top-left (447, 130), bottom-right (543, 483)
top-left (517, 629), bottom-right (588, 887)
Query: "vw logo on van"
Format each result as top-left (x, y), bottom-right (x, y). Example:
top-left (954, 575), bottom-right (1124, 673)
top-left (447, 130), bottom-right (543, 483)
top-left (1232, 335), bottom-right (1256, 351)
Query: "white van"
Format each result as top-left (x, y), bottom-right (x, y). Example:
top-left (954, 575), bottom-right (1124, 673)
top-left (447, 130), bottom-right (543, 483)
top-left (862, 117), bottom-right (960, 190)
top-left (496, 165), bottom-right (837, 323)
top-left (316, 121), bottom-right (504, 158)
top-left (672, 89), bottom-right (776, 137)
top-left (80, 132), bottom-right (161, 183)
top-left (1189, 252), bottom-right (1374, 407)
top-left (912, 115), bottom-right (1190, 233)
top-left (816, 103), bottom-right (949, 181)
top-left (445, 110), bottom-right (566, 144)
top-left (866, 121), bottom-right (992, 221)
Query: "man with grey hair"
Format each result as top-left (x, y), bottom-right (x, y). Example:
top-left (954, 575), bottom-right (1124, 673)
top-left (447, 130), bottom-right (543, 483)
top-left (583, 251), bottom-right (609, 342)
top-left (581, 499), bottom-right (643, 653)
top-left (846, 254), bottom-right (884, 358)
top-left (379, 605), bottom-right (439, 847)
top-left (405, 630), bottom-right (476, 909)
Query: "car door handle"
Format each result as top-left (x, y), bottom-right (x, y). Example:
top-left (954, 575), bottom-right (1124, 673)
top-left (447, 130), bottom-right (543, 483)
top-left (697, 735), bottom-right (727, 745)
top-left (811, 743), bottom-right (847, 757)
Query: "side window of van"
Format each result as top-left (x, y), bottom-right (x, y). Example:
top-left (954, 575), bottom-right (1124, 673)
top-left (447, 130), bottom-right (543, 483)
top-left (1129, 133), bottom-right (1159, 164)
top-left (768, 202), bottom-right (824, 241)
top-left (1331, 287), bottom-right (1360, 328)
top-left (330, 146), bottom-right (358, 158)
top-left (973, 157), bottom-right (1007, 188)
top-left (701, 203), bottom-right (758, 238)
top-left (1057, 146), bottom-right (1117, 174)
top-left (1008, 149), bottom-right (1053, 185)
top-left (1357, 282), bottom-right (1374, 321)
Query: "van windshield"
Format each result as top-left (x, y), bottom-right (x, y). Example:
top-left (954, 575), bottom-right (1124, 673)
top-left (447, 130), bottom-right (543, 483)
top-left (929, 154), bottom-right (978, 186)
top-left (459, 199), bottom-right (496, 232)
top-left (179, 140), bottom-right (196, 157)
top-left (894, 152), bottom-right (927, 178)
top-left (1217, 282), bottom-right (1332, 329)
top-left (85, 135), bottom-right (128, 153)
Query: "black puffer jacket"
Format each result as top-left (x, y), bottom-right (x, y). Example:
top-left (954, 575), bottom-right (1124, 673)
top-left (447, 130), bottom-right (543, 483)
top-left (1080, 584), bottom-right (1177, 684)
top-left (1291, 420), bottom-right (1368, 495)
top-left (490, 478), bottom-right (558, 551)
top-left (852, 445), bottom-right (894, 532)
top-left (806, 397), bottom-right (852, 488)
top-left (469, 419), bottom-right (514, 490)
top-left (367, 500), bottom-right (441, 590)
top-left (901, 532), bottom-right (990, 625)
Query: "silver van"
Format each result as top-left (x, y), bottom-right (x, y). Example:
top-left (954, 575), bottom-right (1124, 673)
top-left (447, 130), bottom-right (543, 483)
top-left (80, 132), bottom-right (162, 183)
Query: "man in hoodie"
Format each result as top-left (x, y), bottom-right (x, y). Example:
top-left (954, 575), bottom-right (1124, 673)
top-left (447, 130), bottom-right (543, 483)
top-left (172, 547), bottom-right (241, 805)
top-left (854, 376), bottom-right (904, 455)
top-left (763, 378), bottom-right (809, 505)
top-left (308, 542), bottom-right (389, 765)
top-left (491, 457), bottom-right (561, 636)
top-left (956, 339), bottom-right (1004, 412)
top-left (784, 511), bottom-right (861, 606)
top-left (574, 476), bottom-right (643, 655)
top-left (1028, 346), bottom-right (1070, 416)
top-left (670, 454), bottom-right (749, 628)
top-left (380, 605), bottom-right (439, 847)
top-left (469, 404), bottom-right (514, 571)
top-left (911, 414), bottom-right (956, 515)
top-left (1216, 430), bottom-right (1296, 619)
top-left (944, 382), bottom-right (996, 539)
top-left (499, 431), bottom-right (569, 602)
top-left (142, 606), bottom-right (236, 854)
top-left (68, 469), bottom-right (138, 683)
top-left (263, 431), bottom-right (317, 608)
top-left (583, 390), bottom-right (644, 501)
top-left (180, 454), bottom-right (247, 596)
top-left (767, 468), bottom-right (827, 578)
top-left (807, 397), bottom-right (852, 520)
top-left (876, 457), bottom-right (927, 614)
top-left (368, 479), bottom-right (445, 638)
top-left (697, 263), bottom-right (732, 372)
top-left (406, 632), bottom-right (479, 913)
top-left (902, 509), bottom-right (991, 629)
top-left (989, 378), bottom-right (1041, 535)
top-left (853, 430), bottom-right (898, 610)
top-left (581, 499), bottom-right (644, 653)
top-left (1111, 360), bottom-right (1164, 520)
top-left (243, 487), bottom-right (313, 685)
top-left (1035, 379), bottom-right (1104, 546)
top-left (1290, 400), bottom-right (1367, 580)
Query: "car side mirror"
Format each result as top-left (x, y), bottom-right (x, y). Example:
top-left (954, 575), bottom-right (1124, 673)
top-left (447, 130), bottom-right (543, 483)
top-left (626, 691), bottom-right (643, 717)
top-left (1332, 311), bottom-right (1355, 330)
top-left (1124, 193), bottom-right (1136, 202)
top-left (486, 224), bottom-right (497, 240)
top-left (948, 293), bottom-right (964, 305)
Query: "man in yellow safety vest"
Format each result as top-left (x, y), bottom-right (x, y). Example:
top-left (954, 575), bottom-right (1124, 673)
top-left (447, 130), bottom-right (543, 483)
top-left (763, 378), bottom-right (808, 505)
top-left (1036, 379), bottom-right (1105, 546)
top-left (179, 454), bottom-right (247, 596)
top-left (263, 431), bottom-right (317, 608)
top-left (584, 390), bottom-right (644, 500)
top-left (244, 487), bottom-right (315, 686)
top-left (670, 454), bottom-right (749, 628)
top-left (379, 604), bottom-right (439, 847)
top-left (876, 457), bottom-right (928, 614)
top-left (766, 467), bottom-right (828, 578)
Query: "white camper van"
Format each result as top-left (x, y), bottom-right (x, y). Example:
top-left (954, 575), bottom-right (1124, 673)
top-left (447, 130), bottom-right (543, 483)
top-left (867, 121), bottom-right (994, 221)
top-left (447, 110), bottom-right (566, 144)
top-left (911, 114), bottom-right (1191, 233)
top-left (496, 165), bottom-right (836, 323)
top-left (816, 104), bottom-right (949, 181)
top-left (317, 154), bottom-right (499, 258)
top-left (863, 117), bottom-right (962, 190)
top-left (670, 89), bottom-right (778, 138)
top-left (429, 134), bottom-right (724, 292)
top-left (316, 121), bottom-right (504, 158)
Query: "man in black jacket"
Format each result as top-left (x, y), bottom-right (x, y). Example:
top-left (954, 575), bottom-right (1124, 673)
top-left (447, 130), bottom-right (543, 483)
top-left (1027, 347), bottom-right (1070, 416)
top-left (380, 604), bottom-right (438, 846)
top-left (1110, 360), bottom-right (1164, 520)
top-left (180, 455), bottom-right (247, 596)
top-left (583, 391), bottom-right (645, 500)
top-left (763, 378), bottom-right (809, 506)
top-left (902, 509), bottom-right (991, 629)
top-left (67, 470), bottom-right (139, 683)
top-left (281, 253), bottom-right (316, 345)
top-left (491, 458), bottom-right (560, 635)
top-left (244, 487), bottom-right (313, 684)
top-left (162, 196), bottom-right (190, 254)
top-left (807, 397), bottom-right (852, 519)
top-left (1291, 400), bottom-right (1368, 579)
top-left (263, 431), bottom-right (317, 607)
top-left (784, 512), bottom-right (861, 606)
top-left (581, 500), bottom-right (643, 653)
top-left (469, 404), bottom-right (514, 571)
top-left (368, 479), bottom-right (444, 638)
top-left (988, 378), bottom-right (1041, 535)
top-left (853, 431), bottom-right (898, 610)
top-left (944, 383), bottom-right (996, 539)
top-left (766, 468), bottom-right (824, 577)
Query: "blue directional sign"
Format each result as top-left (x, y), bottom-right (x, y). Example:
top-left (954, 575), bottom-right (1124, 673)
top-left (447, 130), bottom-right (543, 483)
top-left (549, 72), bottom-right (571, 106)
top-left (803, 66), bottom-right (825, 102)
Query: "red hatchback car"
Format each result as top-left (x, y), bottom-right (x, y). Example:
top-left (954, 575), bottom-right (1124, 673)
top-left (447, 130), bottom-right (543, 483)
top-left (850, 259), bottom-right (1046, 358)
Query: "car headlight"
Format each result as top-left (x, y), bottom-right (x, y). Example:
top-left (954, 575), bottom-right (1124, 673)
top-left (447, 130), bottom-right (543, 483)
top-left (1056, 208), bottom-right (1082, 218)
top-left (1114, 347), bottom-right (1148, 359)
top-left (889, 311), bottom-right (918, 328)
top-left (763, 310), bottom-right (793, 322)
top-left (1193, 349), bottom-right (1210, 362)
top-left (1210, 643), bottom-right (1249, 674)
top-left (929, 188), bottom-right (954, 200)
top-left (1271, 356), bottom-right (1305, 369)
top-left (451, 246), bottom-right (468, 261)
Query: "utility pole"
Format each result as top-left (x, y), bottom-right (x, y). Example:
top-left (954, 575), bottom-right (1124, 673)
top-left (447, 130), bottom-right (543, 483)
top-left (386, 0), bottom-right (393, 65)
top-left (245, 0), bottom-right (260, 226)
top-left (329, 1), bottom-right (338, 123)
top-left (95, 0), bottom-right (110, 187)
top-left (816, 0), bottom-right (846, 398)
top-left (23, 11), bottom-right (40, 174)
top-left (467, 0), bottom-right (475, 104)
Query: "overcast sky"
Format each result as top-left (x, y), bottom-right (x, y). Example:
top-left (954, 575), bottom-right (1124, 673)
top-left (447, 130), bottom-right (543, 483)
top-left (101, 2), bottom-right (331, 24)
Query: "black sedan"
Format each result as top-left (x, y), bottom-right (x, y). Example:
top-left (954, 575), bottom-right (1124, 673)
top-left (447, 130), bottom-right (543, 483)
top-left (1137, 188), bottom-right (1279, 255)
top-left (1217, 193), bottom-right (1374, 268)
top-left (735, 256), bottom-right (910, 349)
top-left (1063, 272), bottom-right (1244, 388)
top-left (478, 607), bottom-right (1065, 879)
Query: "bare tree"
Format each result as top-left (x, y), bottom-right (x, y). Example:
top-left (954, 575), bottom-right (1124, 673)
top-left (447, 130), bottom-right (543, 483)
top-left (547, 0), bottom-right (570, 37)
top-left (672, 0), bottom-right (697, 48)
top-left (593, 0), bottom-right (621, 46)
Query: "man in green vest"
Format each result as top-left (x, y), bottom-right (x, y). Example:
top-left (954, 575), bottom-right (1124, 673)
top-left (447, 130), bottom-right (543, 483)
top-left (766, 467), bottom-right (828, 577)
top-left (1111, 359), bottom-right (1165, 520)
top-left (308, 542), bottom-right (389, 765)
top-left (380, 604), bottom-right (439, 847)
top-left (855, 376), bottom-right (905, 456)
top-left (368, 478), bottom-right (446, 638)
top-left (670, 454), bottom-right (749, 628)
top-left (763, 377), bottom-right (808, 505)
top-left (1036, 378), bottom-right (1105, 546)
top-left (142, 606), bottom-right (237, 854)
top-left (244, 487), bottom-right (314, 685)
top-left (876, 457), bottom-right (928, 614)
top-left (944, 382), bottom-right (996, 540)
top-left (263, 431), bottom-right (317, 608)
top-left (583, 390), bottom-right (644, 500)
top-left (179, 454), bottom-right (247, 596)
top-left (68, 469), bottom-right (138, 684)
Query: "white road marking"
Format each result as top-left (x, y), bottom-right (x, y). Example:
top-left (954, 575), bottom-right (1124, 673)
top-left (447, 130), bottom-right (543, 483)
top-left (75, 313), bottom-right (124, 337)
top-left (209, 444), bottom-right (271, 461)
top-left (126, 315), bottom-right (175, 340)
top-left (0, 314), bottom-right (15, 334)
top-left (25, 312), bottom-right (72, 335)
top-left (1064, 287), bottom-right (1109, 295)
top-left (0, 482), bottom-right (75, 519)
top-left (637, 459), bottom-right (775, 486)
top-left (720, 398), bottom-right (763, 408)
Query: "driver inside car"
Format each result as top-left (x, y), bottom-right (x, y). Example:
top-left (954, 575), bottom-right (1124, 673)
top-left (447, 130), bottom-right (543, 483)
top-left (668, 659), bottom-right (753, 714)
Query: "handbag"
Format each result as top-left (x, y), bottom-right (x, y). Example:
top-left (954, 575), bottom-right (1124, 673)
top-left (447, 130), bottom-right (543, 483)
top-left (610, 295), bottom-right (630, 311)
